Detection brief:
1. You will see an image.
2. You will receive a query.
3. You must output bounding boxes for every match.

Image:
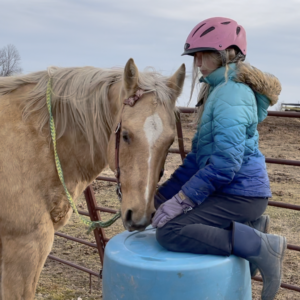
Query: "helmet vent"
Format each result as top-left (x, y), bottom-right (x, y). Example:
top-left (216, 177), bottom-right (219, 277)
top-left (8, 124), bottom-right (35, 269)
top-left (236, 27), bottom-right (241, 35)
top-left (192, 23), bottom-right (206, 37)
top-left (184, 43), bottom-right (190, 50)
top-left (200, 26), bottom-right (215, 37)
top-left (221, 21), bottom-right (231, 25)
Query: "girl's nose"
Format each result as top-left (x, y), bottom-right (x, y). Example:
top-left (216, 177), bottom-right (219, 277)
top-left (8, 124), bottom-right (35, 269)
top-left (195, 53), bottom-right (202, 67)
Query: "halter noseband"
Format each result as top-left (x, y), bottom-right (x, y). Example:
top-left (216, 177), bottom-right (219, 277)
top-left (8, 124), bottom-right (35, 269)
top-left (114, 89), bottom-right (145, 201)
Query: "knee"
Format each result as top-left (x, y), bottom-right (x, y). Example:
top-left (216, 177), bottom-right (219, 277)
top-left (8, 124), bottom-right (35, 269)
top-left (156, 223), bottom-right (181, 252)
top-left (156, 224), bottom-right (172, 250)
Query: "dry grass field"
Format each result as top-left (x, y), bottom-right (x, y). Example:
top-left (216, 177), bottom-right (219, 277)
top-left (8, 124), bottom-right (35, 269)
top-left (35, 114), bottom-right (300, 300)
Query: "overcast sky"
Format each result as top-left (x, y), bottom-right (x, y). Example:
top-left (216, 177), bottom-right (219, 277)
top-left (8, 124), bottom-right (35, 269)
top-left (1, 0), bottom-right (300, 108)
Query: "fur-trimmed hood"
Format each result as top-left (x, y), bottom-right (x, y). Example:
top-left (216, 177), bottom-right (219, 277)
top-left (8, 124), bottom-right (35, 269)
top-left (200, 62), bottom-right (282, 123)
top-left (235, 62), bottom-right (281, 106)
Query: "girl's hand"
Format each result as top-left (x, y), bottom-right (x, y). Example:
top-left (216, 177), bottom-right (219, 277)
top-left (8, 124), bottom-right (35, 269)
top-left (152, 191), bottom-right (195, 228)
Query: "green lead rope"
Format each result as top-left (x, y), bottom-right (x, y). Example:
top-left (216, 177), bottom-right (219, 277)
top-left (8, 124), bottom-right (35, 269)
top-left (46, 78), bottom-right (121, 234)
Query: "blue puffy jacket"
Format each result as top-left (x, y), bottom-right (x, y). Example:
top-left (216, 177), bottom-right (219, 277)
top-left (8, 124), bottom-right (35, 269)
top-left (159, 63), bottom-right (281, 205)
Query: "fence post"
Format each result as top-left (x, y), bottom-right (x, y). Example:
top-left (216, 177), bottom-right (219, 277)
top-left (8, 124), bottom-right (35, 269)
top-left (84, 185), bottom-right (107, 265)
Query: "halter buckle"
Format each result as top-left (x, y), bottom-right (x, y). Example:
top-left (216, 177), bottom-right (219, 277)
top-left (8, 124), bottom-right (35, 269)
top-left (115, 122), bottom-right (121, 133)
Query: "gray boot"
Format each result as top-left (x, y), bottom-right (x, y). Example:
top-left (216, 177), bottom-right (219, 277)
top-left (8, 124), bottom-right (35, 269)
top-left (233, 222), bottom-right (287, 300)
top-left (247, 215), bottom-right (270, 234)
top-left (245, 215), bottom-right (270, 277)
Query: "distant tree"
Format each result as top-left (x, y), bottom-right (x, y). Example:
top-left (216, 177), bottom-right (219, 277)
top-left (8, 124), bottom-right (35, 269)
top-left (0, 44), bottom-right (22, 76)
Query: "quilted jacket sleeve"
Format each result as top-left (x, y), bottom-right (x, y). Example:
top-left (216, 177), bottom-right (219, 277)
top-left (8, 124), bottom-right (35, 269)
top-left (157, 133), bottom-right (199, 200)
top-left (181, 90), bottom-right (252, 205)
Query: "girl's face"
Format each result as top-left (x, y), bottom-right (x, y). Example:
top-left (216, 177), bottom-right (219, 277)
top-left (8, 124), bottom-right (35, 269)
top-left (195, 51), bottom-right (220, 77)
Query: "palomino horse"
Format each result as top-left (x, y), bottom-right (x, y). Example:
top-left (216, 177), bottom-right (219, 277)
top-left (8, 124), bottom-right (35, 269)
top-left (0, 58), bottom-right (185, 299)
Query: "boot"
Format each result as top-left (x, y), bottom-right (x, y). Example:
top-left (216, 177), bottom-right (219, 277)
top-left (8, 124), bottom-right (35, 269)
top-left (245, 215), bottom-right (270, 277)
top-left (247, 215), bottom-right (270, 234)
top-left (233, 222), bottom-right (286, 300)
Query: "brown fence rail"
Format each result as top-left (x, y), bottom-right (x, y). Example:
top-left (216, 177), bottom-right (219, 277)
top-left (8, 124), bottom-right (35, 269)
top-left (49, 108), bottom-right (300, 294)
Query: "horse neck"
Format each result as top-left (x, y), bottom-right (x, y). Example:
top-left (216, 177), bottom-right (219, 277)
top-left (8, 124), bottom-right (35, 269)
top-left (55, 81), bottom-right (123, 186)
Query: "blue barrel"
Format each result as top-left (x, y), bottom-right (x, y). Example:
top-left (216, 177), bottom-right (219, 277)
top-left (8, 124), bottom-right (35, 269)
top-left (102, 227), bottom-right (252, 300)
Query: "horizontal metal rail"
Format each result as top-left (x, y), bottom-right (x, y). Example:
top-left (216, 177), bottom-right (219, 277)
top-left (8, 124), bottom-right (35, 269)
top-left (79, 207), bottom-right (118, 215)
top-left (268, 201), bottom-right (300, 211)
top-left (78, 209), bottom-right (90, 217)
top-left (48, 255), bottom-right (98, 277)
top-left (252, 276), bottom-right (300, 293)
top-left (281, 103), bottom-right (300, 107)
top-left (55, 232), bottom-right (97, 248)
top-left (178, 107), bottom-right (300, 118)
top-left (169, 148), bottom-right (300, 167)
top-left (96, 176), bottom-right (117, 182)
top-left (265, 158), bottom-right (300, 167)
top-left (168, 148), bottom-right (189, 155)
top-left (95, 206), bottom-right (118, 214)
top-left (287, 244), bottom-right (300, 251)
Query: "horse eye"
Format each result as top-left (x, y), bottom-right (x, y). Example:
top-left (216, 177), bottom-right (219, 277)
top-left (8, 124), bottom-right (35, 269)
top-left (122, 131), bottom-right (130, 144)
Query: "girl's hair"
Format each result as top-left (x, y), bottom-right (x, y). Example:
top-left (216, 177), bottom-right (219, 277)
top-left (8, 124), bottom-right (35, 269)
top-left (189, 48), bottom-right (245, 124)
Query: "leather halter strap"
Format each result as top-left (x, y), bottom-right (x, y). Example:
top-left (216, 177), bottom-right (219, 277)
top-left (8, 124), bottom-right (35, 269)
top-left (114, 89), bottom-right (145, 201)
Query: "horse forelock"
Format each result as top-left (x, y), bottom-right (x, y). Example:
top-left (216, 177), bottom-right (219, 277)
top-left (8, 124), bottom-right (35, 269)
top-left (0, 66), bottom-right (176, 161)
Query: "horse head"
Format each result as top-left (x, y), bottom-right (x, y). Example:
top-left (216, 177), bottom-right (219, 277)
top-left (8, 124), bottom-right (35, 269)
top-left (107, 59), bottom-right (185, 231)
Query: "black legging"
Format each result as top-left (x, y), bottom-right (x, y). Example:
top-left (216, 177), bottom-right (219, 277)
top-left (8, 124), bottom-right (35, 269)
top-left (156, 192), bottom-right (268, 256)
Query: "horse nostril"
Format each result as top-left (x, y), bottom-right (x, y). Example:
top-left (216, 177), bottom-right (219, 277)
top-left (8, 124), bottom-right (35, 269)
top-left (126, 209), bottom-right (132, 223)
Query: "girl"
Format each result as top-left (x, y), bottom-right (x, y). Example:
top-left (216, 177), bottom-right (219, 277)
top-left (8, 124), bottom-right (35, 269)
top-left (152, 17), bottom-right (286, 300)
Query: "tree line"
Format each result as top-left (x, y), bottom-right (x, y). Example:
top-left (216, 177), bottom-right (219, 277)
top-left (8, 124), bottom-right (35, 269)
top-left (0, 44), bottom-right (22, 77)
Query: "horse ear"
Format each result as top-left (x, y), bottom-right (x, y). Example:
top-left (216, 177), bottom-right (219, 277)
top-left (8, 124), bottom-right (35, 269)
top-left (123, 58), bottom-right (139, 98)
top-left (167, 64), bottom-right (186, 102)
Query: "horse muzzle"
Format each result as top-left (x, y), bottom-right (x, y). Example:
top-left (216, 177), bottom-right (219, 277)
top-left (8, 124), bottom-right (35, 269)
top-left (123, 209), bottom-right (155, 232)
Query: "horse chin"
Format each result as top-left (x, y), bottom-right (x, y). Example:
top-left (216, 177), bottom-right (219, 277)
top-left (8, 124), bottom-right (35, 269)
top-left (123, 220), bottom-right (147, 232)
top-left (126, 225), bottom-right (147, 232)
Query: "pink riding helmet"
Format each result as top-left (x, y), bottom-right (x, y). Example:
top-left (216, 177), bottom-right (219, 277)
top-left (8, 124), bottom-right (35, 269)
top-left (182, 17), bottom-right (247, 56)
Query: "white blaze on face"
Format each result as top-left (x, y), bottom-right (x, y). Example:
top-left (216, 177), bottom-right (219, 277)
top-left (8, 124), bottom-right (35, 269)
top-left (143, 113), bottom-right (163, 204)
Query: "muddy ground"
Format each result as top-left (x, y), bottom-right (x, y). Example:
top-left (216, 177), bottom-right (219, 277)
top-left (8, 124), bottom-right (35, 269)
top-left (36, 114), bottom-right (300, 300)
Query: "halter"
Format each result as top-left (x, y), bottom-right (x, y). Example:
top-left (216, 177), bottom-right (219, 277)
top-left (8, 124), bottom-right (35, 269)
top-left (114, 89), bottom-right (145, 201)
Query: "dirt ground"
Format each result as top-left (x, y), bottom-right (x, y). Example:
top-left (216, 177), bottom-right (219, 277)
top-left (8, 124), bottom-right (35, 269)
top-left (36, 113), bottom-right (300, 300)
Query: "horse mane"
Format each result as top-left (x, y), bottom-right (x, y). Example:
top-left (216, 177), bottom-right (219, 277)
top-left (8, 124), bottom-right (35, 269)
top-left (0, 66), bottom-right (175, 160)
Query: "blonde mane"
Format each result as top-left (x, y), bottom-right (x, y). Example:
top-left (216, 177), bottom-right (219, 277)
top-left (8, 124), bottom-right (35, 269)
top-left (0, 66), bottom-right (175, 160)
